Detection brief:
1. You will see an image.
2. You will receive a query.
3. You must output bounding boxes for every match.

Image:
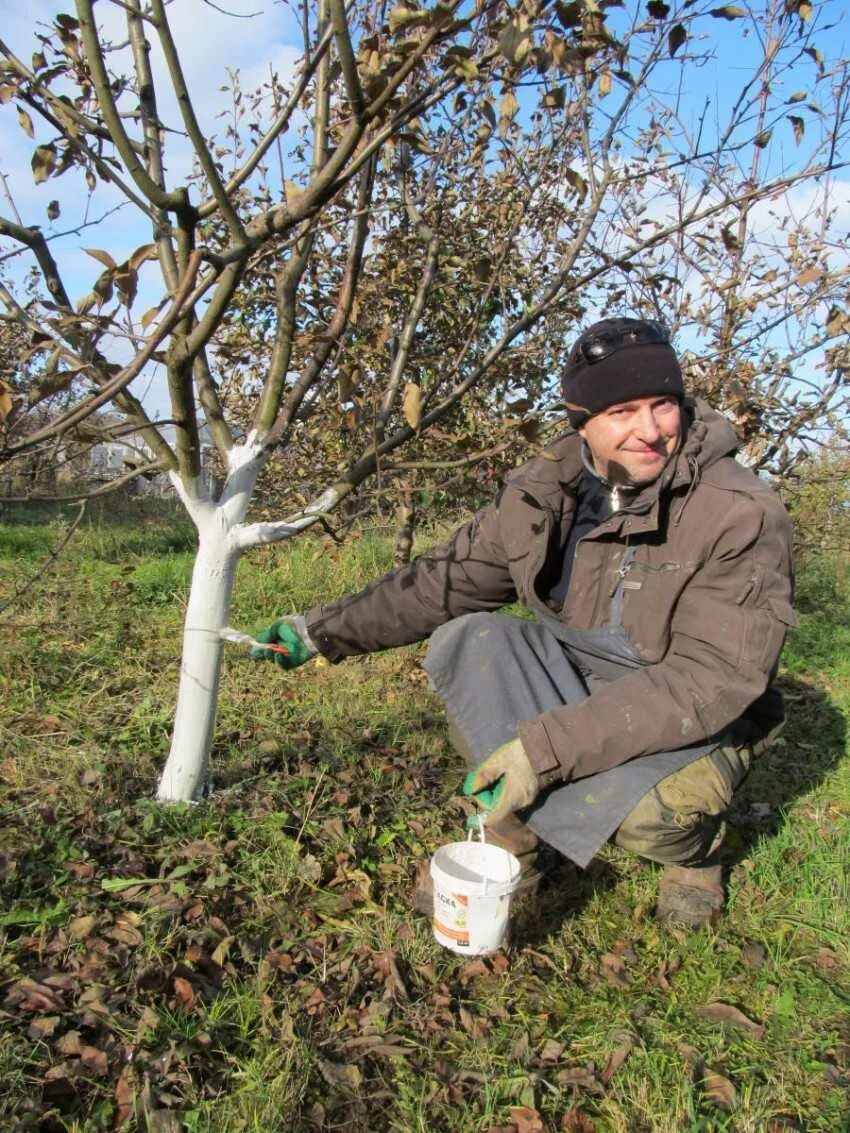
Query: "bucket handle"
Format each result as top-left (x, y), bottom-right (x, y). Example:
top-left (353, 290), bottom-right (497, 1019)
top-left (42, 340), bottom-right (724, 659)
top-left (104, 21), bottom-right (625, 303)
top-left (467, 817), bottom-right (494, 896)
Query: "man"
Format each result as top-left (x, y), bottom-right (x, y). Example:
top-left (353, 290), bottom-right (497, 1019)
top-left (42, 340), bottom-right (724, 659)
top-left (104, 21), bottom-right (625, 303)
top-left (253, 317), bottom-right (795, 928)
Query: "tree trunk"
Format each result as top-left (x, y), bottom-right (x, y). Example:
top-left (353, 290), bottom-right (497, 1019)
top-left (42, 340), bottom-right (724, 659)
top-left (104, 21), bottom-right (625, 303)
top-left (156, 531), bottom-right (241, 801)
top-left (157, 448), bottom-right (262, 801)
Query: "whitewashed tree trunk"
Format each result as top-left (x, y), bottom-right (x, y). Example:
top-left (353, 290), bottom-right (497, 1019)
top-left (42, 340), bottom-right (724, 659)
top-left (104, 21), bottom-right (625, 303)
top-left (157, 441), bottom-right (263, 802)
top-left (155, 438), bottom-right (346, 802)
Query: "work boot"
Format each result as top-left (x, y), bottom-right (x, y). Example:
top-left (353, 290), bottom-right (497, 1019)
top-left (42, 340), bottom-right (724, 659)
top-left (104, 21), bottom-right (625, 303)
top-left (409, 816), bottom-right (543, 917)
top-left (656, 861), bottom-right (724, 929)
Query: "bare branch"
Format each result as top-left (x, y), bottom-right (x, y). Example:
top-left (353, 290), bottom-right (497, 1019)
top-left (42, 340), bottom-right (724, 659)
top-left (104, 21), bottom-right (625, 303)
top-left (126, 0), bottom-right (180, 290)
top-left (268, 160), bottom-right (375, 444)
top-left (75, 1), bottom-right (186, 213)
top-left (329, 0), bottom-right (365, 121)
top-left (196, 23), bottom-right (336, 220)
top-left (149, 0), bottom-right (246, 240)
top-left (377, 235), bottom-right (439, 438)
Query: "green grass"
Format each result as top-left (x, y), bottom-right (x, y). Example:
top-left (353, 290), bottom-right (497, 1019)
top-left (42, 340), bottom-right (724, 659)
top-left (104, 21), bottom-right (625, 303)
top-left (0, 507), bottom-right (848, 1133)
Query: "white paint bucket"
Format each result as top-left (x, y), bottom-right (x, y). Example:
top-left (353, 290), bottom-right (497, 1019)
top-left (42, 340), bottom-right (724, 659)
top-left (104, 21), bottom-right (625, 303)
top-left (430, 828), bottom-right (522, 955)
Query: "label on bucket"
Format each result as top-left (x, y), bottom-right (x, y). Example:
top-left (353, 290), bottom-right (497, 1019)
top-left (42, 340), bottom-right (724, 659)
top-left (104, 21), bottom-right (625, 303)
top-left (434, 889), bottom-right (471, 948)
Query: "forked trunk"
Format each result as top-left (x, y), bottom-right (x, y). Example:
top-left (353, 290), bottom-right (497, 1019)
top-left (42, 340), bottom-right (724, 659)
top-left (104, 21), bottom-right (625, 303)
top-left (156, 444), bottom-right (263, 801)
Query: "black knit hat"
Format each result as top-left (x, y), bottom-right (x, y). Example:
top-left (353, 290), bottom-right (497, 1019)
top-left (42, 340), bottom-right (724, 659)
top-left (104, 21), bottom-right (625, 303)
top-left (562, 317), bottom-right (683, 427)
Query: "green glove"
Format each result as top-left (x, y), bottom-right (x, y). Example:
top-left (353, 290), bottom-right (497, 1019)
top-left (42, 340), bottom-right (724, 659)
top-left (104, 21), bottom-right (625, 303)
top-left (464, 738), bottom-right (539, 825)
top-left (250, 614), bottom-right (317, 670)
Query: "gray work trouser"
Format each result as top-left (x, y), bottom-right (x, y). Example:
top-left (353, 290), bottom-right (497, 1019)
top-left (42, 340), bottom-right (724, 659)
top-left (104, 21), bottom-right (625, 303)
top-left (423, 612), bottom-right (753, 868)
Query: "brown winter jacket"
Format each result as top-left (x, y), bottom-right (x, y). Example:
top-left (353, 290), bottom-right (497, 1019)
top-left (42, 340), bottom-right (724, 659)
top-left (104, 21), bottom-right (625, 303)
top-left (305, 400), bottom-right (795, 785)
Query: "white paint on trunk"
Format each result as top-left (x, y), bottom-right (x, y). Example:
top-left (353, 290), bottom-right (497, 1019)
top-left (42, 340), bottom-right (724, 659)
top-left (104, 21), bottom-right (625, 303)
top-left (157, 446), bottom-right (266, 802)
top-left (234, 485), bottom-right (343, 549)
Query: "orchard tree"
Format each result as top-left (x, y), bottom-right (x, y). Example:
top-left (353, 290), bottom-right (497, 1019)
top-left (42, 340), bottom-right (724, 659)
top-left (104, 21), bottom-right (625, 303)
top-left (0, 0), bottom-right (847, 801)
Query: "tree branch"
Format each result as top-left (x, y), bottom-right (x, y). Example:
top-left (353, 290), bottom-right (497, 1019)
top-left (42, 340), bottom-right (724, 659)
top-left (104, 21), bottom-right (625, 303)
top-left (149, 0), bottom-right (246, 240)
top-left (75, 0), bottom-right (185, 213)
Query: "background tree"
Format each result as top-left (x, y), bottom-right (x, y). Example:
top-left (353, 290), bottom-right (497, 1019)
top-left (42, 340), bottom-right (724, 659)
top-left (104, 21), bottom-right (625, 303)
top-left (0, 0), bottom-right (847, 801)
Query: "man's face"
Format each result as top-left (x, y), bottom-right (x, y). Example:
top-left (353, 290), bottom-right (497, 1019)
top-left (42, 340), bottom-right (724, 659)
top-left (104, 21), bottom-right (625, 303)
top-left (578, 395), bottom-right (682, 486)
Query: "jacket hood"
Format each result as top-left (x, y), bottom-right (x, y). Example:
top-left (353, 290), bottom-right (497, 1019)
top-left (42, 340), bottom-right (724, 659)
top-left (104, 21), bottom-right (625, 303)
top-left (679, 398), bottom-right (740, 472)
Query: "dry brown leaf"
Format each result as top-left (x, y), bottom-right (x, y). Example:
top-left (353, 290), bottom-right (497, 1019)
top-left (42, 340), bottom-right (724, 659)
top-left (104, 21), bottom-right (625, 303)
top-left (599, 953), bottom-right (629, 987)
top-left (6, 977), bottom-right (64, 1012)
top-left (460, 959), bottom-right (490, 982)
top-left (318, 1057), bottom-right (362, 1092)
top-left (539, 1038), bottom-right (565, 1063)
top-left (677, 1043), bottom-right (702, 1071)
top-left (562, 1107), bottom-right (597, 1133)
top-left (555, 1067), bottom-right (604, 1095)
top-left (27, 1015), bottom-right (60, 1040)
top-left (17, 106), bottom-right (34, 137)
top-left (55, 1030), bottom-right (83, 1056)
top-left (115, 1067), bottom-right (135, 1126)
top-left (703, 1068), bottom-right (738, 1111)
top-left (402, 382), bottom-right (422, 429)
top-left (173, 977), bottom-right (195, 1013)
top-left (84, 247), bottom-right (117, 270)
top-left (600, 1039), bottom-right (632, 1084)
top-left (815, 948), bottom-right (840, 970)
top-left (696, 1001), bottom-right (764, 1039)
top-left (740, 941), bottom-right (767, 968)
top-left (509, 1105), bottom-right (545, 1133)
top-left (0, 379), bottom-right (13, 422)
top-left (490, 951), bottom-right (510, 974)
top-left (80, 1045), bottom-right (109, 1076)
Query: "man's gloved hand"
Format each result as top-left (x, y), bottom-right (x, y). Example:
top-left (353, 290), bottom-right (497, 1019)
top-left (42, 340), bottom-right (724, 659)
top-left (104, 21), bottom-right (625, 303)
top-left (249, 614), bottom-right (318, 670)
top-left (465, 737), bottom-right (539, 825)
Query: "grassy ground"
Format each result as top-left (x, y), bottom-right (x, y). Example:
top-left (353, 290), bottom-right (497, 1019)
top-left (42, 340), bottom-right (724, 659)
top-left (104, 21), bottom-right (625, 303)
top-left (0, 501), bottom-right (848, 1133)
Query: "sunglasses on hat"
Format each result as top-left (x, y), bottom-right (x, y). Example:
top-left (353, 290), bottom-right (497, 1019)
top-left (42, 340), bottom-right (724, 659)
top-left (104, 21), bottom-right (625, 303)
top-left (570, 319), bottom-right (670, 366)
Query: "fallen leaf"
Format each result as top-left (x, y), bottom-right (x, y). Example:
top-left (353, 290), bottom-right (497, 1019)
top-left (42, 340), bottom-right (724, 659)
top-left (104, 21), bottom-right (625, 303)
top-left (555, 1067), bottom-right (604, 1095)
top-left (80, 1045), bottom-right (109, 1076)
top-left (696, 1002), bottom-right (764, 1039)
top-left (318, 1058), bottom-right (362, 1092)
top-left (740, 941), bottom-right (767, 968)
top-left (106, 921), bottom-right (143, 948)
top-left (766, 1116), bottom-right (805, 1132)
top-left (69, 914), bottom-right (97, 940)
top-left (28, 1015), bottom-right (60, 1040)
top-left (599, 953), bottom-right (629, 987)
top-left (677, 1043), bottom-right (703, 1071)
top-left (490, 952), bottom-right (510, 974)
top-left (460, 959), bottom-right (490, 982)
top-left (510, 1105), bottom-right (544, 1133)
top-left (600, 1039), bottom-right (633, 1083)
top-left (115, 1068), bottom-right (135, 1126)
top-left (562, 1107), bottom-right (597, 1133)
top-left (815, 948), bottom-right (840, 971)
top-left (147, 1112), bottom-right (183, 1133)
top-left (703, 1068), bottom-right (738, 1111)
top-left (539, 1038), bottom-right (565, 1063)
top-left (173, 977), bottom-right (195, 1013)
top-left (5, 977), bottom-right (64, 1013)
top-left (55, 1030), bottom-right (83, 1056)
